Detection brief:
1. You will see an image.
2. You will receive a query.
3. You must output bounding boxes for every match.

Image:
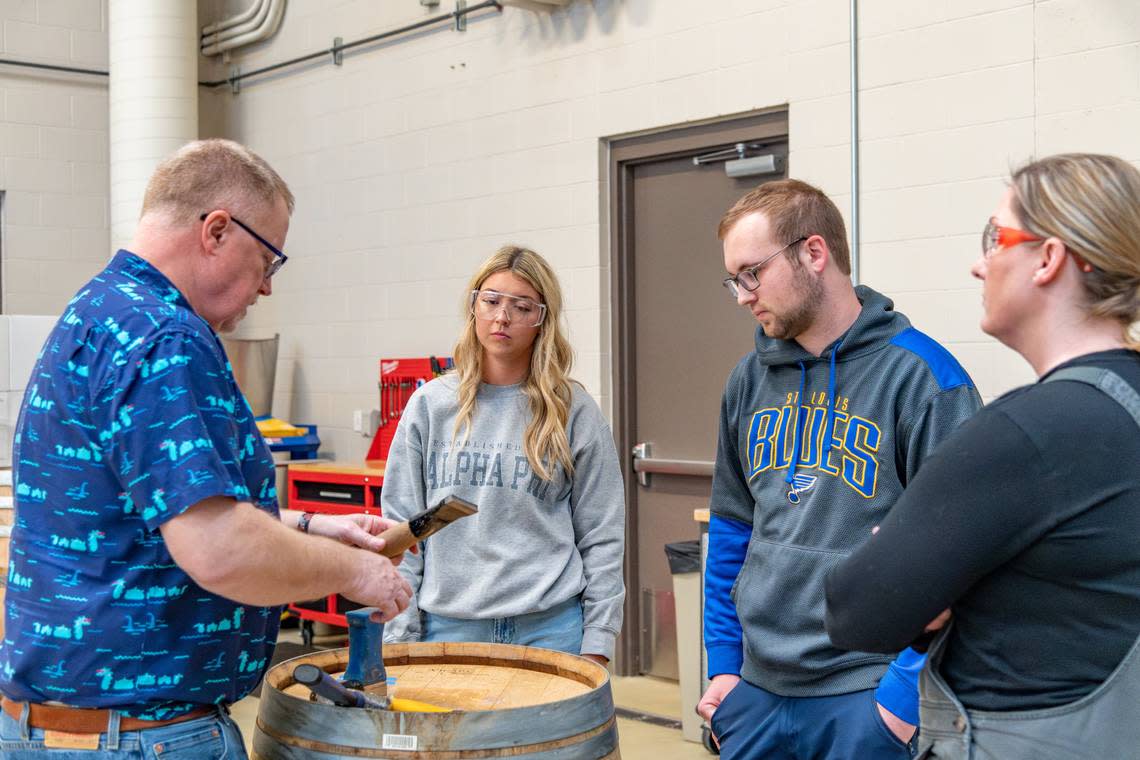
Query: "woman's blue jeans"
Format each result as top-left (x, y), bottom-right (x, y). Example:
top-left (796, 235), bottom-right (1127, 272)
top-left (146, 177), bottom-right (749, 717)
top-left (422, 595), bottom-right (584, 654)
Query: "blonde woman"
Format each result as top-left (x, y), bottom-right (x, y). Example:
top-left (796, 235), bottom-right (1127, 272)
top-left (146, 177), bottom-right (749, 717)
top-left (826, 154), bottom-right (1140, 758)
top-left (382, 246), bottom-right (625, 665)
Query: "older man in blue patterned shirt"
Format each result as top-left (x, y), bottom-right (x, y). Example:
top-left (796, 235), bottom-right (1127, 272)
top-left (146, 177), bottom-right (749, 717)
top-left (0, 140), bottom-right (412, 759)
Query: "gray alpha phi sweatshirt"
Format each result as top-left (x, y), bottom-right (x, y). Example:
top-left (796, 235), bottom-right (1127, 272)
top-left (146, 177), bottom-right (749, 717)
top-left (381, 375), bottom-right (626, 660)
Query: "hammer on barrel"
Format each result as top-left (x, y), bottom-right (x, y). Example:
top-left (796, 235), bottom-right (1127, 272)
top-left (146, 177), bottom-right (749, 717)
top-left (371, 495), bottom-right (478, 560)
top-left (292, 608), bottom-right (395, 709)
top-left (293, 610), bottom-right (452, 712)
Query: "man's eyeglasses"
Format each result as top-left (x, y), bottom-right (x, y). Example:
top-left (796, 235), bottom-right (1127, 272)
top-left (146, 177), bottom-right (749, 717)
top-left (981, 220), bottom-right (1042, 259)
top-left (723, 237), bottom-right (807, 298)
top-left (200, 212), bottom-right (288, 279)
top-left (470, 289), bottom-right (547, 327)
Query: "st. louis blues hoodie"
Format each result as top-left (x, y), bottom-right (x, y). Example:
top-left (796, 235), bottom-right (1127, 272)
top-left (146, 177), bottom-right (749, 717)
top-left (704, 286), bottom-right (981, 720)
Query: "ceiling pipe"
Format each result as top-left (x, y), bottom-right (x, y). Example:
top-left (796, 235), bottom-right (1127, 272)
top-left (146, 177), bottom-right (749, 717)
top-left (202, 0), bottom-right (272, 47)
top-left (201, 0), bottom-right (265, 37)
top-left (199, 1), bottom-right (502, 89)
top-left (201, 0), bottom-right (284, 56)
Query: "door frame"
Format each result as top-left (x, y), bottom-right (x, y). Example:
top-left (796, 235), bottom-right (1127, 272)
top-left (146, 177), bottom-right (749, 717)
top-left (605, 108), bottom-right (789, 675)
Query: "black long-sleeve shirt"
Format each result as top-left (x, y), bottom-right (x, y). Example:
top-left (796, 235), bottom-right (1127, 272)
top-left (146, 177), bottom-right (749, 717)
top-left (825, 350), bottom-right (1140, 711)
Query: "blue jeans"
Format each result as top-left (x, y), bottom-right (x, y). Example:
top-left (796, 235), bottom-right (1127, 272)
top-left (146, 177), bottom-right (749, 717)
top-left (711, 679), bottom-right (915, 760)
top-left (422, 595), bottom-right (584, 654)
top-left (0, 704), bottom-right (247, 759)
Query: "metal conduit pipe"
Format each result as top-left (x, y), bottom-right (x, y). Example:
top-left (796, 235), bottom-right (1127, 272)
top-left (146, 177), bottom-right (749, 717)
top-left (849, 0), bottom-right (861, 284)
top-left (201, 0), bottom-right (285, 56)
top-left (0, 1), bottom-right (504, 90)
top-left (0, 58), bottom-right (106, 76)
top-left (199, 0), bottom-right (502, 89)
top-left (202, 0), bottom-right (265, 37)
top-left (201, 0), bottom-right (278, 52)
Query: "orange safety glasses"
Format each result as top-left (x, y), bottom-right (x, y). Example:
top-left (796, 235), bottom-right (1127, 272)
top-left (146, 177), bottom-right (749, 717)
top-left (981, 220), bottom-right (1042, 258)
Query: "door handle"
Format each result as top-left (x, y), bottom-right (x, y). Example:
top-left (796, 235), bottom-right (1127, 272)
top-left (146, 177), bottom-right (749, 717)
top-left (632, 442), bottom-right (715, 487)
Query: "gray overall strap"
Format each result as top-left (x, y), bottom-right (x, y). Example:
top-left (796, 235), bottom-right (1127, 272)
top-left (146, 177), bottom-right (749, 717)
top-left (918, 365), bottom-right (1140, 760)
top-left (1045, 365), bottom-right (1140, 427)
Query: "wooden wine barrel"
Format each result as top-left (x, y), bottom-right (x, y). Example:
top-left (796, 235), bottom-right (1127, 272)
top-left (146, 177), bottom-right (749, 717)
top-left (252, 641), bottom-right (620, 759)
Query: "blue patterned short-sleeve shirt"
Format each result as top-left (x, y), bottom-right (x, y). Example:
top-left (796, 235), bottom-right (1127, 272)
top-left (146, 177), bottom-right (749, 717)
top-left (0, 250), bottom-right (280, 719)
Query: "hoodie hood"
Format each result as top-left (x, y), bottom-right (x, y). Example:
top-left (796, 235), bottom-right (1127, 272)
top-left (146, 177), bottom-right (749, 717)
top-left (754, 285), bottom-right (912, 367)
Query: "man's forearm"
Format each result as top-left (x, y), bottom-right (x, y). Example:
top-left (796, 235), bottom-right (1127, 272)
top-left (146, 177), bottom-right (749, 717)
top-left (163, 498), bottom-right (372, 606)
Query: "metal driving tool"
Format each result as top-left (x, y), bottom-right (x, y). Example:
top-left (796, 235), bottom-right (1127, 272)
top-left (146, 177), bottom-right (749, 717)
top-left (342, 608), bottom-right (386, 692)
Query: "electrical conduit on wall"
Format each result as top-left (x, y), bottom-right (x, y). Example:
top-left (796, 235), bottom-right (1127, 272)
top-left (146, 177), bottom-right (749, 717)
top-left (108, 1), bottom-right (199, 253)
top-left (202, 0), bottom-right (266, 37)
top-left (200, 0), bottom-right (286, 57)
top-left (849, 0), bottom-right (861, 284)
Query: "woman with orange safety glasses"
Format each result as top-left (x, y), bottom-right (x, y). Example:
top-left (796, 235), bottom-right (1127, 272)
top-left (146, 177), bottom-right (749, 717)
top-left (826, 154), bottom-right (1140, 759)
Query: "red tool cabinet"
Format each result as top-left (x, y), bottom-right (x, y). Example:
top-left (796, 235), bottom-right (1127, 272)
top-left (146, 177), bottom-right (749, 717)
top-left (286, 461), bottom-right (386, 644)
top-left (286, 356), bottom-right (450, 642)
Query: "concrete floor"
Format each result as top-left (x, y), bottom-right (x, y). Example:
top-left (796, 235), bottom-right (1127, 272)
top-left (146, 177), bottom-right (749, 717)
top-left (233, 629), bottom-right (714, 759)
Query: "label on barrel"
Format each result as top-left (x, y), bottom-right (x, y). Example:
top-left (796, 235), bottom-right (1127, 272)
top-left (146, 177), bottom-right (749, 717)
top-left (382, 734), bottom-right (418, 751)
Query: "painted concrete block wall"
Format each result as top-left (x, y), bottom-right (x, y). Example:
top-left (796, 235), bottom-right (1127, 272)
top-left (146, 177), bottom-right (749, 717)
top-left (0, 0), bottom-right (109, 315)
top-left (196, 0), bottom-right (1140, 459)
top-left (0, 2), bottom-right (1127, 468)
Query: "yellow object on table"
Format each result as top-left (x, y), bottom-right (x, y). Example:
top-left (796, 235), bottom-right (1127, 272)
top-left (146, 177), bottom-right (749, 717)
top-left (389, 697), bottom-right (451, 713)
top-left (257, 417), bottom-right (307, 438)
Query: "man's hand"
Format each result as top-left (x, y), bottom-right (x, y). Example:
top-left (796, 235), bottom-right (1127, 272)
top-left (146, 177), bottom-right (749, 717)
top-left (877, 703), bottom-right (916, 745)
top-left (581, 653), bottom-right (609, 667)
top-left (696, 673), bottom-right (740, 748)
top-left (343, 552), bottom-right (414, 623)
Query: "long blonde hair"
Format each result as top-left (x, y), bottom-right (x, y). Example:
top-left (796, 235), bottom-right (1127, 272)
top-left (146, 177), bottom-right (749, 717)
top-left (1011, 153), bottom-right (1140, 349)
top-left (452, 246), bottom-right (576, 481)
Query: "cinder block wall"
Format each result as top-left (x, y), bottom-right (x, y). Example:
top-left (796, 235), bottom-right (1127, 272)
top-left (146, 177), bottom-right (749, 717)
top-left (2, 1), bottom-right (1138, 459)
top-left (0, 0), bottom-right (109, 314)
top-left (203, 0), bottom-right (1140, 458)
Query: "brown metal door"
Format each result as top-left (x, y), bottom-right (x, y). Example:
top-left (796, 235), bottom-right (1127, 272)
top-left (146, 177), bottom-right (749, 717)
top-left (610, 112), bottom-right (788, 677)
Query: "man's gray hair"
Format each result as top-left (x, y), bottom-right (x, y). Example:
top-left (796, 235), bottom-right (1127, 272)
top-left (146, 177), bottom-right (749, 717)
top-left (140, 138), bottom-right (294, 224)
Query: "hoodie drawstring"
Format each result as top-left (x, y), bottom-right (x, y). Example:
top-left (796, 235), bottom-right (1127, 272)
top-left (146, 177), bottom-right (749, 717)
top-left (787, 332), bottom-right (849, 504)
top-left (785, 361), bottom-right (808, 504)
top-left (821, 331), bottom-right (850, 461)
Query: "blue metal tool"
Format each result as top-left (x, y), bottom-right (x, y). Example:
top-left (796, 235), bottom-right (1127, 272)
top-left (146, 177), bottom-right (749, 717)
top-left (341, 608), bottom-right (387, 694)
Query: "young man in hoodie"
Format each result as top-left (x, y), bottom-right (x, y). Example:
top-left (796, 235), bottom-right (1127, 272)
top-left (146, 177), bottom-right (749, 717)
top-left (696, 179), bottom-right (982, 759)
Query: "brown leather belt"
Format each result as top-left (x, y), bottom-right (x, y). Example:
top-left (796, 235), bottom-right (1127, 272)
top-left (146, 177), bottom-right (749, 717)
top-left (1, 696), bottom-right (215, 733)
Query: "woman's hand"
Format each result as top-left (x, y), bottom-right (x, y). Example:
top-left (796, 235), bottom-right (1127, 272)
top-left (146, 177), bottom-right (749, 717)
top-left (307, 513), bottom-right (416, 565)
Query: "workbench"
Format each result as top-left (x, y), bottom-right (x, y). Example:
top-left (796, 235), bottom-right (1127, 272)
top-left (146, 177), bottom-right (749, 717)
top-left (286, 460), bottom-right (386, 643)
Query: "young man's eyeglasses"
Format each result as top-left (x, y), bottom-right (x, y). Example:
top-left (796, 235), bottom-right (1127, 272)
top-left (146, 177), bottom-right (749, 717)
top-left (470, 289), bottom-right (547, 327)
top-left (723, 237), bottom-right (807, 298)
top-left (200, 212), bottom-right (288, 279)
top-left (981, 220), bottom-right (1042, 258)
